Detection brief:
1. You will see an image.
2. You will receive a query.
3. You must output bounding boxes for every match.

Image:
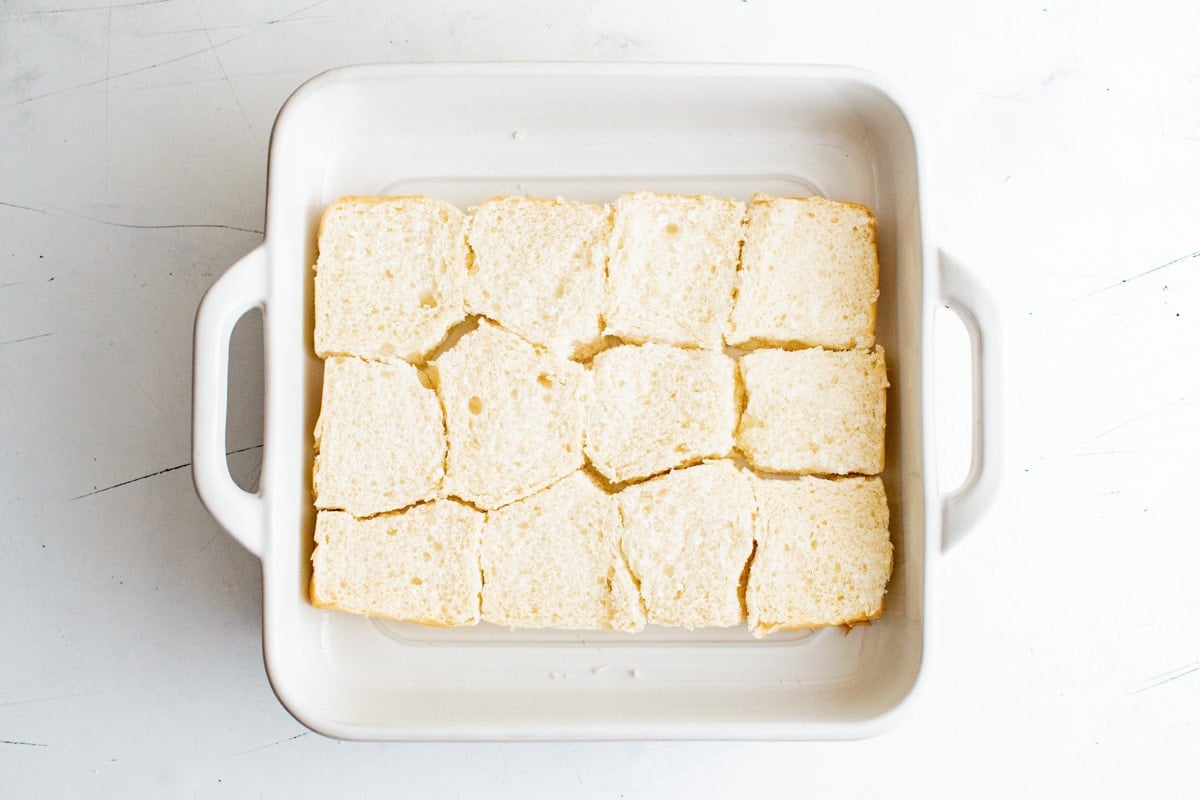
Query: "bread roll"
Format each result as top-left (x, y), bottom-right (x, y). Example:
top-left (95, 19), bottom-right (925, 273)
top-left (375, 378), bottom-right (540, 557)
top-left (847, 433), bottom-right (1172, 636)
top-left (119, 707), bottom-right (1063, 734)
top-left (313, 356), bottom-right (444, 517)
top-left (314, 196), bottom-right (468, 362)
top-left (736, 346), bottom-right (888, 476)
top-left (604, 192), bottom-right (744, 349)
top-left (585, 343), bottom-right (737, 484)
top-left (728, 194), bottom-right (878, 350)
top-left (746, 475), bottom-right (891, 636)
top-left (481, 471), bottom-right (644, 632)
top-left (616, 461), bottom-right (755, 629)
top-left (431, 320), bottom-right (586, 510)
top-left (310, 501), bottom-right (485, 626)
top-left (466, 196), bottom-right (609, 358)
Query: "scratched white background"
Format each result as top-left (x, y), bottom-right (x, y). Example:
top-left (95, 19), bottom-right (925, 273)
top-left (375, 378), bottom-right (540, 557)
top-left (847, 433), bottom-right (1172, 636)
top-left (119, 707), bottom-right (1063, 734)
top-left (2, 0), bottom-right (1198, 797)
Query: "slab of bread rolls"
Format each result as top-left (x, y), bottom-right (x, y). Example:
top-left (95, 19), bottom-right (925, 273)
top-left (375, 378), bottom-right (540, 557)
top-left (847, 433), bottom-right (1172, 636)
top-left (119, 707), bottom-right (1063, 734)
top-left (309, 192), bottom-right (891, 637)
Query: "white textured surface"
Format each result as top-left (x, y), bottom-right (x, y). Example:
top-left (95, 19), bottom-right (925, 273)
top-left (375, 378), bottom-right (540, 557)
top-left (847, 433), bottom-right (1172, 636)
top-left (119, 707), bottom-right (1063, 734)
top-left (1, 1), bottom-right (1197, 796)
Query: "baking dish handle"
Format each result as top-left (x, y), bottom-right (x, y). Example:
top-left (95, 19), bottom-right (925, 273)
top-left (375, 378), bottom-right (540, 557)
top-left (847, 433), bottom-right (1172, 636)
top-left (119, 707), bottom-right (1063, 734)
top-left (192, 246), bottom-right (267, 558)
top-left (938, 252), bottom-right (1003, 551)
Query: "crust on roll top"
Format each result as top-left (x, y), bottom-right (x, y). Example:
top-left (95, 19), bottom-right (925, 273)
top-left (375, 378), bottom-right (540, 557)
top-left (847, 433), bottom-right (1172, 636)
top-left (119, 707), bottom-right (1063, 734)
top-left (309, 193), bottom-right (892, 636)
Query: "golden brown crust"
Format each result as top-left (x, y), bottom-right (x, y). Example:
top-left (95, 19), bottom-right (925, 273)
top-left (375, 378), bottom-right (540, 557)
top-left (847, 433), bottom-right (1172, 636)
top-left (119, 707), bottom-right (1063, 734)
top-left (754, 603), bottom-right (885, 637)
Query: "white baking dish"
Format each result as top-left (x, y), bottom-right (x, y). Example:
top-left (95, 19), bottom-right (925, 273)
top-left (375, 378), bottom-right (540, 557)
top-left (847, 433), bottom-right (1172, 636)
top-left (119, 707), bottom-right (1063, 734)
top-left (192, 64), bottom-right (1000, 740)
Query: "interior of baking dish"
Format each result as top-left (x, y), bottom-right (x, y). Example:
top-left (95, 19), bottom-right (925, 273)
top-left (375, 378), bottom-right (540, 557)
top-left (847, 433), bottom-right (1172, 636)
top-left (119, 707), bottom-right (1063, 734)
top-left (256, 65), bottom-right (930, 739)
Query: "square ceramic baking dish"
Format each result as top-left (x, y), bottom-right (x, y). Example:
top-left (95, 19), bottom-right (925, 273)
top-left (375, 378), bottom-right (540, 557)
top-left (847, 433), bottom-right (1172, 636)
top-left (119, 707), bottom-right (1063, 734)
top-left (192, 63), bottom-right (1000, 740)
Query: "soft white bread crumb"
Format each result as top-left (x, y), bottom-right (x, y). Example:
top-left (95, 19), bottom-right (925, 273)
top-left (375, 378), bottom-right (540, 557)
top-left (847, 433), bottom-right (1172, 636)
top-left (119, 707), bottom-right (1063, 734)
top-left (314, 196), bottom-right (468, 362)
top-left (431, 320), bottom-right (586, 510)
top-left (310, 501), bottom-right (485, 625)
top-left (313, 356), bottom-right (445, 517)
top-left (736, 346), bottom-right (888, 475)
top-left (481, 471), bottom-right (644, 632)
top-left (746, 475), bottom-right (891, 636)
top-left (728, 195), bottom-right (878, 350)
top-left (616, 461), bottom-right (755, 628)
top-left (466, 197), bottom-right (610, 357)
top-left (584, 343), bottom-right (737, 484)
top-left (604, 192), bottom-right (744, 349)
